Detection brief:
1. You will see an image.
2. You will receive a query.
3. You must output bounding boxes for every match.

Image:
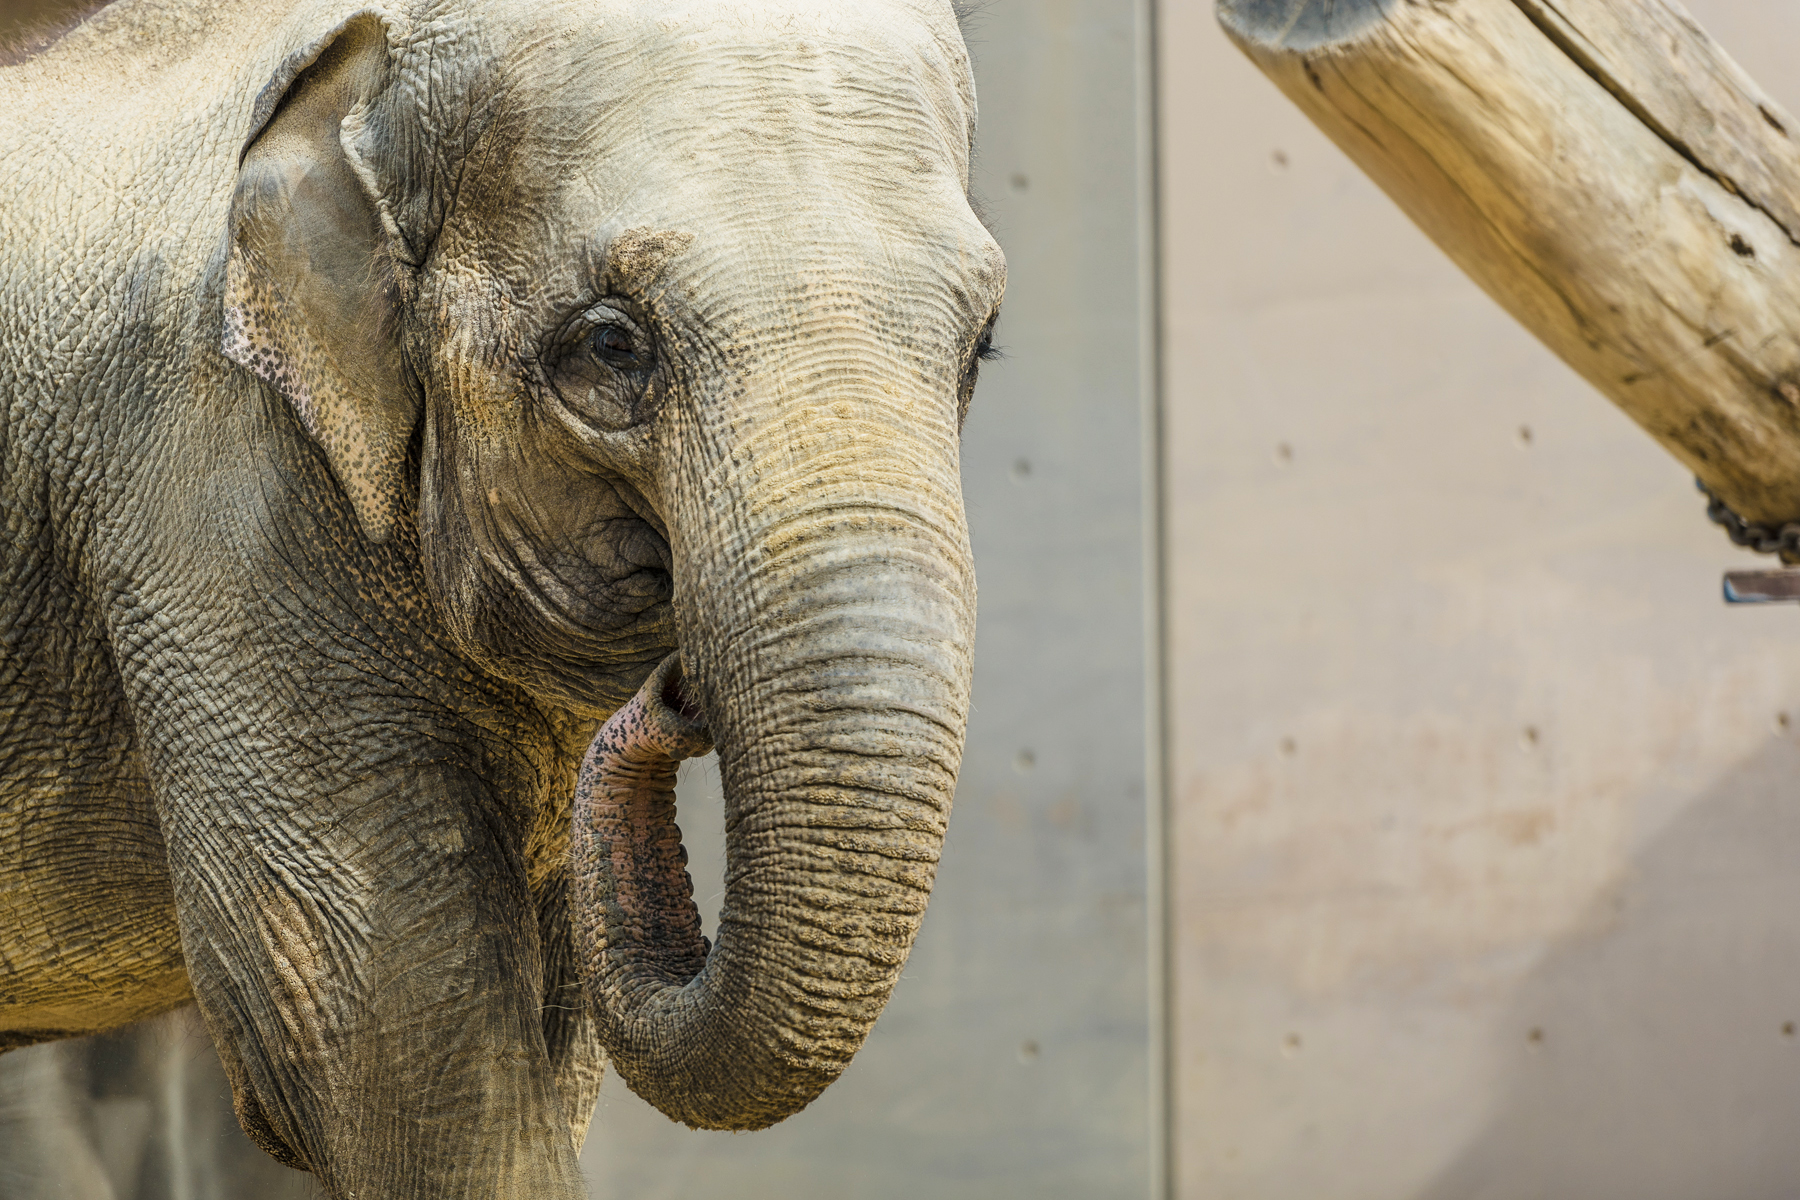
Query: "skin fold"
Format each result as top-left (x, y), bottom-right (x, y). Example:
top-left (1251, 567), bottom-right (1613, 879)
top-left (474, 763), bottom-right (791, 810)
top-left (0, 0), bottom-right (1002, 1195)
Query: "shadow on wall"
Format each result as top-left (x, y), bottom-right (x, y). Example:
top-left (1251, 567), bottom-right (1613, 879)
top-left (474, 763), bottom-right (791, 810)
top-left (0, 1007), bottom-right (314, 1200)
top-left (1419, 735), bottom-right (1800, 1200)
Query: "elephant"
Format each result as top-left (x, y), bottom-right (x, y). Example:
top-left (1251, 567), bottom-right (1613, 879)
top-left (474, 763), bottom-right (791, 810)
top-left (0, 0), bottom-right (1003, 1194)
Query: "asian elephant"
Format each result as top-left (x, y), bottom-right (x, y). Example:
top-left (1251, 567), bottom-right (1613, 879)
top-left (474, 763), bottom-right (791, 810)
top-left (0, 0), bottom-right (1003, 1194)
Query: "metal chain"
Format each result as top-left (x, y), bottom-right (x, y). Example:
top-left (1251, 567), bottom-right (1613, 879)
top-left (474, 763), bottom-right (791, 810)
top-left (1698, 478), bottom-right (1800, 564)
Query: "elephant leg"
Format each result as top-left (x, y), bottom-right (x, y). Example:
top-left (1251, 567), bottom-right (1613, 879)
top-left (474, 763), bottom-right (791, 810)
top-left (156, 762), bottom-right (586, 1199)
top-left (0, 1040), bottom-right (118, 1200)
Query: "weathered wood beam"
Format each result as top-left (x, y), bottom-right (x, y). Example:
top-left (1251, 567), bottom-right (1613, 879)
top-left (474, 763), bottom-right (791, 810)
top-left (1219, 0), bottom-right (1800, 526)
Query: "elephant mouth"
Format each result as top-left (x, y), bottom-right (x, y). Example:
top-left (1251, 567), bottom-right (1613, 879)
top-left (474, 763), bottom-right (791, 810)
top-left (571, 652), bottom-right (715, 992)
top-left (657, 657), bottom-right (704, 724)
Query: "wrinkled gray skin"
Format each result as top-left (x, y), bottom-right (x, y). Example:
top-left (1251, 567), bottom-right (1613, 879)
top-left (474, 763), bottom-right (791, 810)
top-left (0, 0), bottom-right (1001, 1193)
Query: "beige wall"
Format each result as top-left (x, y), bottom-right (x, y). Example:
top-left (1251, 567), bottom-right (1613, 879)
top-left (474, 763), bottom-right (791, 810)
top-left (1161, 2), bottom-right (1800, 1197)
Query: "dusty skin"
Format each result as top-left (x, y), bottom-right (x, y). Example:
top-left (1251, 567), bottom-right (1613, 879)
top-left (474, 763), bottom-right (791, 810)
top-left (0, 1), bottom-right (1004, 1195)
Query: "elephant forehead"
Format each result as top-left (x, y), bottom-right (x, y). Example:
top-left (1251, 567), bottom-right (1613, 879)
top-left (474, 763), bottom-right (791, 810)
top-left (420, 0), bottom-right (997, 324)
top-left (487, 0), bottom-right (977, 186)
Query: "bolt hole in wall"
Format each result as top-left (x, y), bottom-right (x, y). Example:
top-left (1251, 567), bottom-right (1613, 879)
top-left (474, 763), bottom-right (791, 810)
top-left (1164, 0), bottom-right (1800, 1197)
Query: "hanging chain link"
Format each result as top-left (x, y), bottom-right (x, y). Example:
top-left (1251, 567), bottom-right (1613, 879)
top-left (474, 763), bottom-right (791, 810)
top-left (1698, 479), bottom-right (1800, 564)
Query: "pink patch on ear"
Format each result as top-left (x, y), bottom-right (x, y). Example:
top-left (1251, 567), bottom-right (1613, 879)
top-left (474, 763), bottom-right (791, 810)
top-left (222, 302), bottom-right (319, 436)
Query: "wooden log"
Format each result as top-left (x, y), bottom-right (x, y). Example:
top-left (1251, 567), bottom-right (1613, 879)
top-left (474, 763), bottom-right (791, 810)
top-left (1218, 0), bottom-right (1800, 526)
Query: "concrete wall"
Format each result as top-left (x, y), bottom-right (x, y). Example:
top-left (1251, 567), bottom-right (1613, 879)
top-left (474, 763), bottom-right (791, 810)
top-left (1161, 1), bottom-right (1800, 1196)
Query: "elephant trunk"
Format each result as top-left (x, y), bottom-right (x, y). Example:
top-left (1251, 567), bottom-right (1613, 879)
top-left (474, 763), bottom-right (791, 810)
top-left (570, 653), bottom-right (714, 1005)
top-left (571, 436), bottom-right (974, 1129)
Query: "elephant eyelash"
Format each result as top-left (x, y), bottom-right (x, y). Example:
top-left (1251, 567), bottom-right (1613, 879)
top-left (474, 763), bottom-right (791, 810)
top-left (972, 316), bottom-right (1002, 364)
top-left (959, 324), bottom-right (998, 433)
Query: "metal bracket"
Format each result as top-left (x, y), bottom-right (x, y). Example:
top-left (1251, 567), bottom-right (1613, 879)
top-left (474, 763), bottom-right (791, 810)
top-left (1723, 568), bottom-right (1800, 603)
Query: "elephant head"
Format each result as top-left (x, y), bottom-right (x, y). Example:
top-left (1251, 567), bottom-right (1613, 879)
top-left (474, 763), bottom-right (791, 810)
top-left (221, 0), bottom-right (1001, 1133)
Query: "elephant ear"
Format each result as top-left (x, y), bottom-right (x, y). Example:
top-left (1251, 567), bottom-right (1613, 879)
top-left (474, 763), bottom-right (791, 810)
top-left (222, 13), bottom-right (417, 544)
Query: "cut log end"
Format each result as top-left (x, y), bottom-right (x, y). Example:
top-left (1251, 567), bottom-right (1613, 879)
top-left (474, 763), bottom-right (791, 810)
top-left (1218, 0), bottom-right (1800, 527)
top-left (1217, 0), bottom-right (1396, 53)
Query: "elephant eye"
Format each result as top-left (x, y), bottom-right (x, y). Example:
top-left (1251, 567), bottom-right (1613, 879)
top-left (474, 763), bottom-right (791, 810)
top-left (547, 305), bottom-right (655, 432)
top-left (592, 323), bottom-right (649, 372)
top-left (958, 314), bottom-right (1000, 432)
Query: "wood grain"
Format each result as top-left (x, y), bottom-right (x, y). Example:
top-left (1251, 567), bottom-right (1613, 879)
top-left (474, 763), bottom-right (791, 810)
top-left (1219, 0), bottom-right (1800, 525)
